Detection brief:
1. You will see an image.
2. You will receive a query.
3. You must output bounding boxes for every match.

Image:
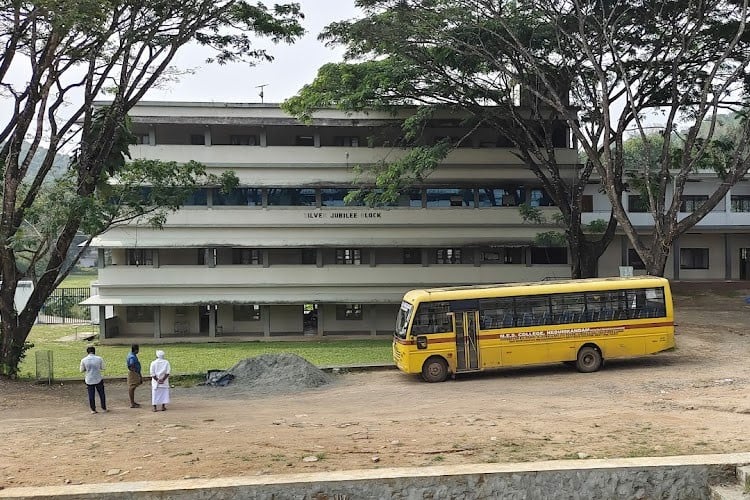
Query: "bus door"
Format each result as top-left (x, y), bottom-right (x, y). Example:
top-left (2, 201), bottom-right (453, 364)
top-left (455, 310), bottom-right (480, 372)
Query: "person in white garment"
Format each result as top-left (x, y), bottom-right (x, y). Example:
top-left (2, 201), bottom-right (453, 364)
top-left (149, 350), bottom-right (171, 412)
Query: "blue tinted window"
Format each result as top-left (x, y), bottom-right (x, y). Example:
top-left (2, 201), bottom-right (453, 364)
top-left (477, 188), bottom-right (525, 207)
top-left (213, 188), bottom-right (262, 206)
top-left (426, 188), bottom-right (474, 207)
top-left (321, 188), bottom-right (364, 207)
top-left (267, 188), bottom-right (317, 206)
top-left (529, 189), bottom-right (555, 207)
top-left (183, 188), bottom-right (208, 206)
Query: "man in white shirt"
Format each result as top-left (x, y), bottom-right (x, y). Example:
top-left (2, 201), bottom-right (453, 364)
top-left (79, 346), bottom-right (107, 414)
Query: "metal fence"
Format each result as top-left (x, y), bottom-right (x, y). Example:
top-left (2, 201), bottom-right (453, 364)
top-left (38, 287), bottom-right (91, 324)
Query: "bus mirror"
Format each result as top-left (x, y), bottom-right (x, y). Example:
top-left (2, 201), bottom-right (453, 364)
top-left (416, 336), bottom-right (428, 349)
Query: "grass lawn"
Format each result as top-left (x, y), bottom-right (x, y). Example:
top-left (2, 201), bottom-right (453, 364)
top-left (60, 269), bottom-right (98, 289)
top-left (18, 324), bottom-right (394, 380)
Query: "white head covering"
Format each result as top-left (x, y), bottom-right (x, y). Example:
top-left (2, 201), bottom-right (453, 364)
top-left (151, 350), bottom-right (170, 381)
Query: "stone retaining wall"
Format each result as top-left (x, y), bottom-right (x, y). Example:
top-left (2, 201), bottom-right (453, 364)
top-left (1, 453), bottom-right (748, 500)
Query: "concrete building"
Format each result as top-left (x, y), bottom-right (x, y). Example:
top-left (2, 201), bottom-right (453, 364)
top-left (84, 102), bottom-right (750, 342)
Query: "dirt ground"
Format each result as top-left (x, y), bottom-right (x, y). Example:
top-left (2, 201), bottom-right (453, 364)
top-left (1, 292), bottom-right (750, 489)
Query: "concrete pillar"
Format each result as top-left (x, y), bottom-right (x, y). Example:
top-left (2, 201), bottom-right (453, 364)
top-left (725, 233), bottom-right (732, 280)
top-left (98, 249), bottom-right (106, 269)
top-left (99, 306), bottom-right (107, 340)
top-left (314, 131), bottom-right (321, 148)
top-left (262, 305), bottom-right (271, 338)
top-left (474, 248), bottom-right (482, 267)
top-left (152, 250), bottom-right (159, 268)
top-left (262, 249), bottom-right (270, 268)
top-left (672, 237), bottom-right (681, 280)
top-left (317, 305), bottom-right (324, 337)
top-left (148, 126), bottom-right (156, 146)
top-left (316, 249), bottom-right (323, 268)
top-left (421, 248), bottom-right (430, 267)
top-left (369, 304), bottom-right (377, 336)
top-left (369, 249), bottom-right (376, 267)
top-left (209, 305), bottom-right (216, 338)
top-left (154, 307), bottom-right (161, 339)
top-left (259, 128), bottom-right (267, 147)
top-left (726, 188), bottom-right (732, 212)
top-left (204, 127), bottom-right (212, 146)
top-left (621, 235), bottom-right (629, 266)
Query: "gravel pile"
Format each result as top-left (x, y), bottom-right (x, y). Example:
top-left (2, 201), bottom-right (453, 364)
top-left (221, 353), bottom-right (332, 394)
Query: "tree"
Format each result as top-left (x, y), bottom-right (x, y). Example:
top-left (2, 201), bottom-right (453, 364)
top-left (0, 1), bottom-right (304, 377)
top-left (285, 0), bottom-right (750, 278)
top-left (283, 3), bottom-right (619, 280)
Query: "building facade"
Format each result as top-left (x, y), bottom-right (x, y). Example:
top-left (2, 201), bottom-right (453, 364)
top-left (85, 102), bottom-right (750, 342)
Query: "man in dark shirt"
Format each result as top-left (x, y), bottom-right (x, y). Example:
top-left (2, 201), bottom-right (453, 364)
top-left (126, 344), bottom-right (143, 408)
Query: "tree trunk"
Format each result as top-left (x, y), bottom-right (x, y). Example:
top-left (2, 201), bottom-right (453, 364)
top-left (0, 318), bottom-right (33, 379)
top-left (646, 243), bottom-right (670, 277)
top-left (571, 242), bottom-right (601, 278)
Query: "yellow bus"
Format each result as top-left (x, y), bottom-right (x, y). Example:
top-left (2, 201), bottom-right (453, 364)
top-left (393, 276), bottom-right (675, 382)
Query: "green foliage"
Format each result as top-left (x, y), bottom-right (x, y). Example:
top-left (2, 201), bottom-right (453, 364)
top-left (1, 0), bottom-right (304, 376)
top-left (1, 340), bottom-right (34, 378)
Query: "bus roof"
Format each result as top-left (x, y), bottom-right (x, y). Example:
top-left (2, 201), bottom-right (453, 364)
top-left (402, 276), bottom-right (670, 303)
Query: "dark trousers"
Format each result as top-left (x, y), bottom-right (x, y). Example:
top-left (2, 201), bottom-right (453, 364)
top-left (86, 381), bottom-right (106, 411)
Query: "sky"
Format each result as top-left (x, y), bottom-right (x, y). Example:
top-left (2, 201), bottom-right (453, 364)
top-left (142, 0), bottom-right (360, 104)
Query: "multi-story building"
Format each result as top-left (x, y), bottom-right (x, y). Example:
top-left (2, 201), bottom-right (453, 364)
top-left (85, 101), bottom-right (750, 343)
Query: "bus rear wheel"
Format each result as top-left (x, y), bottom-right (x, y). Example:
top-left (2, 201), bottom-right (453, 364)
top-left (422, 357), bottom-right (449, 383)
top-left (576, 346), bottom-right (602, 373)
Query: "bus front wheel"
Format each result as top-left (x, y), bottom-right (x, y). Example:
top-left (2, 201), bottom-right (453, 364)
top-left (422, 357), bottom-right (449, 383)
top-left (576, 346), bottom-right (602, 373)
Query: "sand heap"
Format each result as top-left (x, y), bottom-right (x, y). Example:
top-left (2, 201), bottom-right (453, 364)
top-left (220, 353), bottom-right (332, 394)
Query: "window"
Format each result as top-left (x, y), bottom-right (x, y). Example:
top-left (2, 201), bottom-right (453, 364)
top-left (425, 188), bottom-right (474, 207)
top-left (680, 195), bottom-right (708, 212)
top-left (403, 248), bottom-right (422, 264)
top-left (336, 248), bottom-right (361, 264)
top-left (127, 306), bottom-right (154, 323)
top-left (183, 188), bottom-right (208, 206)
top-left (190, 134), bottom-right (205, 145)
top-left (731, 195), bottom-right (750, 212)
top-left (504, 247), bottom-right (526, 264)
top-left (412, 301), bottom-right (452, 334)
top-left (436, 248), bottom-right (462, 264)
top-left (478, 287), bottom-right (666, 328)
top-left (680, 248), bottom-right (709, 269)
top-left (267, 188), bottom-right (317, 206)
top-left (479, 297), bottom-right (515, 329)
top-left (133, 134), bottom-right (150, 145)
top-left (530, 247), bottom-right (567, 264)
top-left (334, 136), bottom-right (359, 147)
top-left (529, 189), bottom-right (555, 207)
top-left (301, 249), bottom-right (317, 265)
top-left (233, 305), bottom-right (261, 321)
top-left (581, 195), bottom-right (594, 213)
top-left (477, 187), bottom-right (525, 207)
top-left (549, 293), bottom-right (587, 323)
top-left (514, 295), bottom-right (552, 326)
top-left (295, 135), bottom-right (315, 146)
top-left (213, 188), bottom-right (262, 206)
top-left (336, 304), bottom-right (363, 320)
top-left (230, 135), bottom-right (257, 146)
top-left (481, 250), bottom-right (501, 263)
top-left (232, 248), bottom-right (260, 265)
top-left (321, 188), bottom-right (364, 207)
top-left (628, 195), bottom-right (649, 213)
top-left (627, 249), bottom-right (646, 270)
top-left (396, 189), bottom-right (422, 207)
top-left (127, 249), bottom-right (153, 266)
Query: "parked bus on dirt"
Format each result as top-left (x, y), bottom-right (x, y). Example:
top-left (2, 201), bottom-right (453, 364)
top-left (393, 276), bottom-right (675, 382)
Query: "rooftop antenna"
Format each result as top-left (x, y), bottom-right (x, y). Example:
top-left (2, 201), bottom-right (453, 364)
top-left (256, 84), bottom-right (269, 103)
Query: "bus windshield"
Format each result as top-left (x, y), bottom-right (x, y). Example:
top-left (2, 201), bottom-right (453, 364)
top-left (395, 301), bottom-right (413, 339)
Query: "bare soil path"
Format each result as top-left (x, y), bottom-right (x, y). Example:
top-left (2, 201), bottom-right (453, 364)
top-left (1, 292), bottom-right (749, 488)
